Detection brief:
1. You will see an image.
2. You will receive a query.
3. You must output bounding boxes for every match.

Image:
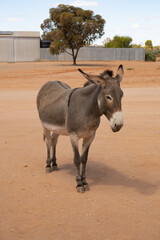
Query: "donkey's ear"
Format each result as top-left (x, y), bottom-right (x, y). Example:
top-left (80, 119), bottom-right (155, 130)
top-left (78, 69), bottom-right (96, 84)
top-left (78, 68), bottom-right (107, 87)
top-left (116, 65), bottom-right (124, 83)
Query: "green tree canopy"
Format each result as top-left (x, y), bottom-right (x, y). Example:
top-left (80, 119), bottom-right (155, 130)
top-left (104, 36), bottom-right (133, 48)
top-left (41, 4), bottom-right (105, 65)
top-left (145, 40), bottom-right (153, 50)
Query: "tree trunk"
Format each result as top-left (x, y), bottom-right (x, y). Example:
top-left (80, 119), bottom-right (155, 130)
top-left (73, 56), bottom-right (77, 65)
top-left (72, 48), bottom-right (79, 65)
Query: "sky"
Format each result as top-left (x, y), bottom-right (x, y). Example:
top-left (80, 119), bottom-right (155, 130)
top-left (0, 0), bottom-right (160, 46)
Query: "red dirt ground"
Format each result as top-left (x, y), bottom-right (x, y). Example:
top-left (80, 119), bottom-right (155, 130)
top-left (0, 61), bottom-right (160, 240)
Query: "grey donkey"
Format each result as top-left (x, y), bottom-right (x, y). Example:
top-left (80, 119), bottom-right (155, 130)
top-left (37, 65), bottom-right (124, 193)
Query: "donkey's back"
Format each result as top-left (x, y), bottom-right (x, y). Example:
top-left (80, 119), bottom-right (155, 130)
top-left (37, 81), bottom-right (71, 128)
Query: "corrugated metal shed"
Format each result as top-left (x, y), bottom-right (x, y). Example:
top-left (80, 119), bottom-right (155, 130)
top-left (0, 31), bottom-right (40, 62)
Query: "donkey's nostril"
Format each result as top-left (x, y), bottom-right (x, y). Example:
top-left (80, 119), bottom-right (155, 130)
top-left (113, 122), bottom-right (123, 132)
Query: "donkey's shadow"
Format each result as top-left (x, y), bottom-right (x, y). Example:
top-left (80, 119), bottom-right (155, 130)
top-left (60, 160), bottom-right (159, 195)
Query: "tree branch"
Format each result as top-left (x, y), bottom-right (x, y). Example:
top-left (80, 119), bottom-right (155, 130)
top-left (64, 49), bottom-right (73, 56)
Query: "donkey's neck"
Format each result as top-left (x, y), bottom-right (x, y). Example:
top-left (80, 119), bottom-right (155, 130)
top-left (66, 84), bottom-right (102, 135)
top-left (80, 84), bottom-right (102, 118)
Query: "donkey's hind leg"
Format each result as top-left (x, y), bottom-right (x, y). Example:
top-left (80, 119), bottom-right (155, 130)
top-left (51, 133), bottom-right (59, 170)
top-left (43, 126), bottom-right (52, 173)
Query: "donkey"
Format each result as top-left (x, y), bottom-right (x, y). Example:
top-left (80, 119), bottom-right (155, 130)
top-left (37, 65), bottom-right (124, 193)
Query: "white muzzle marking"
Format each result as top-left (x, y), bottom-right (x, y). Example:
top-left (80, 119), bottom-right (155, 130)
top-left (110, 111), bottom-right (123, 132)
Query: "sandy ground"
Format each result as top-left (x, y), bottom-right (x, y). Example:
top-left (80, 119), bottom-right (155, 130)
top-left (0, 60), bottom-right (160, 240)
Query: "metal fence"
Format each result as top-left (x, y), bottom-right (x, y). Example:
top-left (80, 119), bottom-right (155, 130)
top-left (40, 47), bottom-right (145, 61)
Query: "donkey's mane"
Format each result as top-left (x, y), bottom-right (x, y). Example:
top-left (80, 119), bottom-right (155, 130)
top-left (100, 70), bottom-right (113, 78)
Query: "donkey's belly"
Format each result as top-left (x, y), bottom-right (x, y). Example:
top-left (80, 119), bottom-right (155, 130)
top-left (42, 121), bottom-right (69, 136)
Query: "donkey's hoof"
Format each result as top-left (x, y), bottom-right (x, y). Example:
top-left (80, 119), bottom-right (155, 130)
top-left (76, 186), bottom-right (85, 193)
top-left (84, 184), bottom-right (90, 191)
top-left (46, 167), bottom-right (52, 173)
top-left (52, 165), bottom-right (59, 171)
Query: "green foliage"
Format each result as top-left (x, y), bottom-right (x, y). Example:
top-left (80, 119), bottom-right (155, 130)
top-left (145, 52), bottom-right (156, 62)
top-left (145, 40), bottom-right (153, 50)
top-left (131, 43), bottom-right (143, 48)
top-left (104, 36), bottom-right (132, 48)
top-left (145, 40), bottom-right (156, 62)
top-left (41, 4), bottom-right (105, 64)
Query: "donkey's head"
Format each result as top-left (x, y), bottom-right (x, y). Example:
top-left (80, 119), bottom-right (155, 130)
top-left (78, 65), bottom-right (124, 132)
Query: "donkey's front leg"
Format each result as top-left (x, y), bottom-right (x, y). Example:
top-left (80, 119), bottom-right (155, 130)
top-left (70, 134), bottom-right (84, 193)
top-left (81, 133), bottom-right (95, 191)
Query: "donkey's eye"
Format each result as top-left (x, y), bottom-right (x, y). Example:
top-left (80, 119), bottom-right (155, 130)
top-left (105, 95), bottom-right (112, 101)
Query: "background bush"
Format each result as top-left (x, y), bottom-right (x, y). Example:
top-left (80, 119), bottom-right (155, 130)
top-left (145, 52), bottom-right (156, 62)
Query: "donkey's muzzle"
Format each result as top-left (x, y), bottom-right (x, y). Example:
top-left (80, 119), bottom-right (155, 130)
top-left (110, 111), bottom-right (123, 132)
top-left (111, 123), bottom-right (123, 132)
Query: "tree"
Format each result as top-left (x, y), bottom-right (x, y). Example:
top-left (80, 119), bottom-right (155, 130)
top-left (104, 35), bottom-right (132, 48)
top-left (145, 40), bottom-right (153, 50)
top-left (41, 4), bottom-right (105, 65)
top-left (131, 43), bottom-right (143, 48)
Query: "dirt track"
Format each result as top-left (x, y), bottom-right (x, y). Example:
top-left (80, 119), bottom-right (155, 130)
top-left (0, 61), bottom-right (160, 240)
